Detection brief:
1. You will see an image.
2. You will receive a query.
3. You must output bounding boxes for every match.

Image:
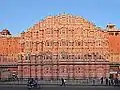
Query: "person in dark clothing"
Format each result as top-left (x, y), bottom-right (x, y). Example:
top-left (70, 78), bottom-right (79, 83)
top-left (111, 78), bottom-right (114, 86)
top-left (119, 79), bottom-right (120, 86)
top-left (108, 78), bottom-right (111, 86)
top-left (100, 77), bottom-right (104, 84)
top-left (114, 78), bottom-right (119, 86)
top-left (92, 79), bottom-right (95, 85)
top-left (12, 74), bottom-right (18, 80)
top-left (105, 78), bottom-right (109, 85)
top-left (27, 78), bottom-right (37, 88)
top-left (60, 78), bottom-right (66, 86)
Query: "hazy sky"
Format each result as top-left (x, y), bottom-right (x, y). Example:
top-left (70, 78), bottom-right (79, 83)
top-left (0, 0), bottom-right (120, 35)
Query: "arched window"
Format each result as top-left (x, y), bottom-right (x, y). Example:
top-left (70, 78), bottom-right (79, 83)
top-left (69, 41), bottom-right (74, 46)
top-left (46, 29), bottom-right (51, 34)
top-left (53, 54), bottom-right (59, 59)
top-left (54, 41), bottom-right (59, 46)
top-left (78, 41), bottom-right (81, 46)
top-left (38, 55), bottom-right (43, 60)
top-left (46, 41), bottom-right (50, 46)
top-left (62, 41), bottom-right (66, 46)
top-left (78, 55), bottom-right (81, 59)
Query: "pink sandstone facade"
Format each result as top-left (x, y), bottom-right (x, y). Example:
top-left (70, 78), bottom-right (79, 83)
top-left (107, 24), bottom-right (120, 78)
top-left (0, 14), bottom-right (120, 79)
top-left (18, 14), bottom-right (109, 79)
top-left (0, 29), bottom-right (20, 79)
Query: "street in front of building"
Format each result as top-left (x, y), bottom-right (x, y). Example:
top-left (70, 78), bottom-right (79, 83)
top-left (0, 85), bottom-right (120, 90)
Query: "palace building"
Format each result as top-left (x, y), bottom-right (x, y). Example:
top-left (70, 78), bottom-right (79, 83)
top-left (0, 29), bottom-right (20, 79)
top-left (0, 14), bottom-right (120, 79)
top-left (107, 24), bottom-right (120, 78)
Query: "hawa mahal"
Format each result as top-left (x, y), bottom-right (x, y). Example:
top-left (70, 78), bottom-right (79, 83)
top-left (0, 14), bottom-right (120, 79)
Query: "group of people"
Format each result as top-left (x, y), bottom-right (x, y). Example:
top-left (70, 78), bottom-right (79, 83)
top-left (27, 78), bottom-right (66, 88)
top-left (26, 77), bottom-right (120, 88)
top-left (100, 77), bottom-right (120, 86)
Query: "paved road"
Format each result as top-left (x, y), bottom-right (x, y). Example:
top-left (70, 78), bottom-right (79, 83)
top-left (0, 79), bottom-right (105, 85)
top-left (0, 79), bottom-right (120, 90)
top-left (0, 85), bottom-right (120, 90)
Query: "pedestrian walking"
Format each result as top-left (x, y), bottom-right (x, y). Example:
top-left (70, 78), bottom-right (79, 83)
top-left (92, 78), bottom-right (95, 85)
top-left (119, 78), bottom-right (120, 86)
top-left (100, 77), bottom-right (103, 84)
top-left (60, 78), bottom-right (66, 86)
top-left (105, 78), bottom-right (108, 85)
top-left (114, 78), bottom-right (119, 86)
top-left (111, 78), bottom-right (114, 86)
top-left (86, 78), bottom-right (89, 84)
top-left (108, 78), bottom-right (111, 86)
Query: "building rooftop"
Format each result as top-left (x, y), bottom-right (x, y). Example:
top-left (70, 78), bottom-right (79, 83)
top-left (0, 29), bottom-right (11, 36)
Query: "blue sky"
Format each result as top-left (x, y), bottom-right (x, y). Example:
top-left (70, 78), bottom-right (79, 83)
top-left (0, 0), bottom-right (120, 35)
